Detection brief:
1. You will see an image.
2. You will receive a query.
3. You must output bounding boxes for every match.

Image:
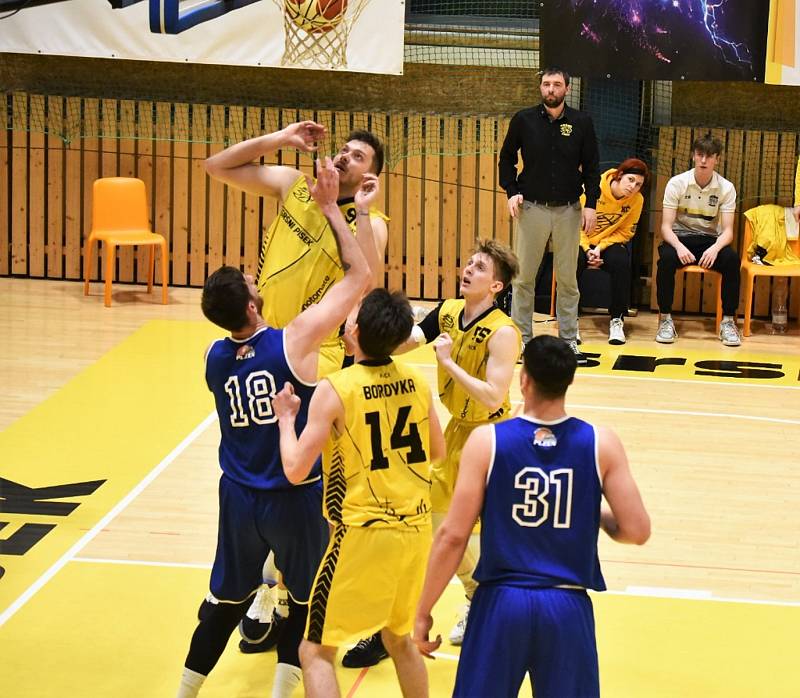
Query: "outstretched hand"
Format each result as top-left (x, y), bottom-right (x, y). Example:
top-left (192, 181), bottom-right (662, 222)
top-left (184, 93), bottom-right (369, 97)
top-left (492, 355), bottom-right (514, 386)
top-left (282, 121), bottom-right (326, 153)
top-left (272, 382), bottom-right (301, 420)
top-left (307, 156), bottom-right (340, 208)
top-left (355, 173), bottom-right (380, 210)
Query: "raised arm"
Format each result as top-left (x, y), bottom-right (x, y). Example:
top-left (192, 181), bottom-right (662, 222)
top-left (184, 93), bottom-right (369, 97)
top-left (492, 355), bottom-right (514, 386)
top-left (273, 380), bottom-right (342, 484)
top-left (284, 157), bottom-right (370, 380)
top-left (433, 324), bottom-right (519, 412)
top-left (204, 121), bottom-right (326, 200)
top-left (354, 173), bottom-right (388, 290)
top-left (413, 425), bottom-right (491, 657)
top-left (597, 426), bottom-right (650, 545)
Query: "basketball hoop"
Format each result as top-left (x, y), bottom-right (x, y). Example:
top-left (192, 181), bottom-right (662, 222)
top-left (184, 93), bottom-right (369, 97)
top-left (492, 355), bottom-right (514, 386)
top-left (273, 0), bottom-right (371, 70)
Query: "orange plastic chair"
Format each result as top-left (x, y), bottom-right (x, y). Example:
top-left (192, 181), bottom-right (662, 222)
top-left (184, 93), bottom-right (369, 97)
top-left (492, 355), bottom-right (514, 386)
top-left (660, 265), bottom-right (723, 333)
top-left (83, 177), bottom-right (168, 307)
top-left (741, 216), bottom-right (800, 336)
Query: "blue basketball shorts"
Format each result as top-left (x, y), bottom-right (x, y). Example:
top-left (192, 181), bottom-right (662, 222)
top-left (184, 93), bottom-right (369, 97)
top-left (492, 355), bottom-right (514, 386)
top-left (209, 474), bottom-right (329, 604)
top-left (454, 584), bottom-right (599, 698)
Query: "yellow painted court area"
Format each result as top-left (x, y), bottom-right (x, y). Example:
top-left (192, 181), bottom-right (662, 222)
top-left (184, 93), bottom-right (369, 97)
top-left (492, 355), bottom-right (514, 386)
top-left (1, 313), bottom-right (799, 697)
top-left (0, 320), bottom-right (219, 610)
top-left (0, 560), bottom-right (798, 697)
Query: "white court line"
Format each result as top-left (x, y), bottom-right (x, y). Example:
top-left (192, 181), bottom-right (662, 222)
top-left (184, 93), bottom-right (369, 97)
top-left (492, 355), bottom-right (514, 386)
top-left (73, 557), bottom-right (212, 570)
top-left (62, 557), bottom-right (800, 609)
top-left (0, 411), bottom-right (218, 629)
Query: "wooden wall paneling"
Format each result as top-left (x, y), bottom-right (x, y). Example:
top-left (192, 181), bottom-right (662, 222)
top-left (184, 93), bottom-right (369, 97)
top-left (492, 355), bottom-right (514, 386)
top-left (459, 118), bottom-right (478, 277)
top-left (778, 132), bottom-right (797, 206)
top-left (649, 126), bottom-right (674, 309)
top-left (224, 105), bottom-right (244, 269)
top-left (494, 117), bottom-right (511, 248)
top-left (45, 96), bottom-right (64, 279)
top-left (386, 114), bottom-right (405, 292)
top-left (97, 98), bottom-right (118, 284)
top-left (172, 104), bottom-right (190, 285)
top-left (11, 93), bottom-right (28, 275)
top-left (242, 106), bottom-right (262, 275)
top-left (190, 103), bottom-right (209, 286)
top-left (28, 94), bottom-right (46, 278)
top-left (297, 108), bottom-right (317, 177)
top-left (742, 131), bottom-right (768, 317)
top-left (331, 110), bottom-right (352, 159)
top-left (113, 99), bottom-right (136, 283)
top-left (81, 98), bottom-right (100, 283)
top-left (405, 115), bottom-right (423, 299)
top-left (154, 103), bottom-right (173, 282)
top-left (207, 105), bottom-right (226, 275)
top-left (260, 107), bottom-right (282, 271)
top-left (477, 117), bottom-right (496, 243)
top-left (423, 115), bottom-right (441, 299)
top-left (440, 116), bottom-right (459, 299)
top-left (133, 101), bottom-right (154, 283)
top-left (64, 97), bottom-right (82, 280)
top-left (0, 94), bottom-right (8, 276)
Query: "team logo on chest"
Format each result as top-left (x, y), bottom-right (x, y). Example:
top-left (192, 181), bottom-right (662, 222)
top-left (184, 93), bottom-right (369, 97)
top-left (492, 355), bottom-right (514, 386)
top-left (560, 124), bottom-right (573, 137)
top-left (533, 427), bottom-right (557, 448)
top-left (236, 344), bottom-right (255, 360)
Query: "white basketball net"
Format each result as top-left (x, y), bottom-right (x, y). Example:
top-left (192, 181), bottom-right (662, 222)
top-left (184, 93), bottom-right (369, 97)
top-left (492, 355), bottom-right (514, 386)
top-left (273, 0), bottom-right (371, 70)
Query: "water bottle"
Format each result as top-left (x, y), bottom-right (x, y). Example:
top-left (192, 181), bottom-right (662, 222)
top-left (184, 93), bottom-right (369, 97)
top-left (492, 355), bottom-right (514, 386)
top-left (771, 277), bottom-right (788, 334)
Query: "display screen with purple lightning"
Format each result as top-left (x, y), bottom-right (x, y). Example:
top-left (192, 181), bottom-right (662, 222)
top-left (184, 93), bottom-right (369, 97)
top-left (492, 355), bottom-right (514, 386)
top-left (541, 0), bottom-right (770, 81)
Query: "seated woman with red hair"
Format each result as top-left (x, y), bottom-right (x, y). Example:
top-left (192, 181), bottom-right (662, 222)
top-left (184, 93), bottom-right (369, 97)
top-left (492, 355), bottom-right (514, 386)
top-left (577, 157), bottom-right (649, 345)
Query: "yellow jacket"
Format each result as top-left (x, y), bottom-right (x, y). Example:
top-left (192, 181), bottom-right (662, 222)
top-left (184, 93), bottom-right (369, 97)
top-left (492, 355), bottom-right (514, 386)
top-left (579, 168), bottom-right (644, 251)
top-left (744, 205), bottom-right (800, 266)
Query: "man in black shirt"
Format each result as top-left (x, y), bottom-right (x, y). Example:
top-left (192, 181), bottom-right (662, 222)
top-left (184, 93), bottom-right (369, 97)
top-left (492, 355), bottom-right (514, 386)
top-left (499, 67), bottom-right (600, 365)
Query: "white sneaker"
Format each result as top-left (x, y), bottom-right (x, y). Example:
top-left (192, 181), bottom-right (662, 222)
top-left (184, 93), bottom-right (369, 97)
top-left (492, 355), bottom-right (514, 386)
top-left (608, 317), bottom-right (626, 345)
top-left (449, 602), bottom-right (470, 645)
top-left (246, 584), bottom-right (275, 622)
top-left (655, 317), bottom-right (676, 343)
top-left (719, 318), bottom-right (741, 346)
top-left (576, 326), bottom-right (582, 345)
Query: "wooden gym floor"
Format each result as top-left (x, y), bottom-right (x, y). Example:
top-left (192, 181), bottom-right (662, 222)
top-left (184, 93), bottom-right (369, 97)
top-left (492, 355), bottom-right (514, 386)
top-left (1, 278), bottom-right (799, 697)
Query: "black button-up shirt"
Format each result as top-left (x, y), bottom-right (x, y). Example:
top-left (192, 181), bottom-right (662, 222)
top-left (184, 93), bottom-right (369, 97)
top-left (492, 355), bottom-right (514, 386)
top-left (498, 103), bottom-right (601, 209)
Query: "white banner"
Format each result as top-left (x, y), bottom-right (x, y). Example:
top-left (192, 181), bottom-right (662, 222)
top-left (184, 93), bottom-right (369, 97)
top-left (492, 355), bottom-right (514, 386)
top-left (0, 0), bottom-right (404, 74)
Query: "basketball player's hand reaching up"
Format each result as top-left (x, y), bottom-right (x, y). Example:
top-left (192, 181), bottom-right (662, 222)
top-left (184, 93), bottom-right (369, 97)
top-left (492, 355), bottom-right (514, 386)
top-left (273, 382), bottom-right (301, 423)
top-left (282, 120), bottom-right (326, 152)
top-left (354, 173), bottom-right (379, 211)
top-left (307, 156), bottom-right (340, 209)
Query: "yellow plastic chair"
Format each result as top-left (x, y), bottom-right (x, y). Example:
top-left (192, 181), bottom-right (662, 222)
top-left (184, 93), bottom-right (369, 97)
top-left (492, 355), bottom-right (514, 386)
top-left (83, 177), bottom-right (168, 307)
top-left (741, 217), bottom-right (800, 336)
top-left (659, 265), bottom-right (723, 333)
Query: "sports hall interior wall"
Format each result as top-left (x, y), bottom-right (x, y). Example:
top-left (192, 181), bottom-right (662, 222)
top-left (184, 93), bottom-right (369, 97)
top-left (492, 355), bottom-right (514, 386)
top-left (1, 51), bottom-right (799, 319)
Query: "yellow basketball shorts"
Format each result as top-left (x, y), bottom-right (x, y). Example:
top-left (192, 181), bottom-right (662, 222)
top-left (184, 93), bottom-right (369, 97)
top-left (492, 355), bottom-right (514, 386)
top-left (305, 523), bottom-right (432, 647)
top-left (430, 418), bottom-right (480, 513)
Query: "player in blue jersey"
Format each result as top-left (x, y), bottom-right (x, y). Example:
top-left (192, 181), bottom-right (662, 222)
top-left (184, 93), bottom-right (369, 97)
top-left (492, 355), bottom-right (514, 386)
top-left (175, 157), bottom-right (370, 698)
top-left (413, 334), bottom-right (650, 698)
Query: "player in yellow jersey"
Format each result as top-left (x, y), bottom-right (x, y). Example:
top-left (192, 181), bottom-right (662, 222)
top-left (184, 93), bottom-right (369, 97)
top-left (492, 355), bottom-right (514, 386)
top-left (205, 120), bottom-right (389, 378)
top-left (342, 239), bottom-right (521, 667)
top-left (272, 288), bottom-right (445, 698)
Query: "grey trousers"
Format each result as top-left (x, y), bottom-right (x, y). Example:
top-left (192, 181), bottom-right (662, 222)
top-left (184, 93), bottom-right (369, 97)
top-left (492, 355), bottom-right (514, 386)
top-left (511, 200), bottom-right (582, 344)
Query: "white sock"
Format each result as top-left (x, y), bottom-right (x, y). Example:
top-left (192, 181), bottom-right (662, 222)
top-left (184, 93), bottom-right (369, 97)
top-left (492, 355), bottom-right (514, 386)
top-left (275, 586), bottom-right (290, 619)
top-left (722, 315), bottom-right (734, 322)
top-left (176, 667), bottom-right (206, 698)
top-left (272, 662), bottom-right (302, 698)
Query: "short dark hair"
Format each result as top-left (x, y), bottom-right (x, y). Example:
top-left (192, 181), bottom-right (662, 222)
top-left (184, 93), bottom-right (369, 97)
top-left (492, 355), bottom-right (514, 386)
top-left (692, 132), bottom-right (723, 157)
top-left (348, 129), bottom-right (384, 176)
top-left (356, 288), bottom-right (413, 359)
top-left (202, 265), bottom-right (250, 332)
top-left (472, 238), bottom-right (520, 290)
top-left (522, 335), bottom-right (576, 399)
top-left (540, 66), bottom-right (570, 87)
